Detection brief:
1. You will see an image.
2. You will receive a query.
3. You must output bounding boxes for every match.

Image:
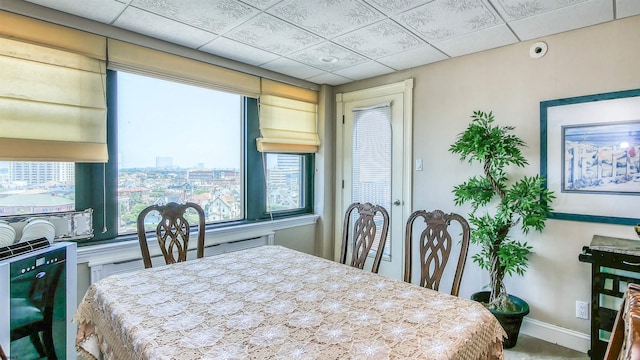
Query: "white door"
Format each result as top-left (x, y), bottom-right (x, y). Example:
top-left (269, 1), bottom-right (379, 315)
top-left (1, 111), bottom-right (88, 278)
top-left (335, 80), bottom-right (413, 280)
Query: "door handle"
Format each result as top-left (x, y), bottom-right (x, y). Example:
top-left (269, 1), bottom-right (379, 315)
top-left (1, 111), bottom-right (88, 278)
top-left (393, 200), bottom-right (401, 206)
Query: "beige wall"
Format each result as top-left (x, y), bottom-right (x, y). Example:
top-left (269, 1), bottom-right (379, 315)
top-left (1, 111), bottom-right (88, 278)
top-left (334, 15), bottom-right (640, 335)
top-left (314, 85), bottom-right (336, 260)
top-left (274, 224), bottom-right (317, 255)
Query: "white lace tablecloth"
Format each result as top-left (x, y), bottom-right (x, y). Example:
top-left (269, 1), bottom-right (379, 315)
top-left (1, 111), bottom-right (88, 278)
top-left (74, 245), bottom-right (505, 360)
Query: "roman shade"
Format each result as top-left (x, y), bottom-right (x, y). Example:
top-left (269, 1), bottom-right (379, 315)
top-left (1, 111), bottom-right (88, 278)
top-left (0, 11), bottom-right (108, 162)
top-left (107, 39), bottom-right (260, 97)
top-left (257, 79), bottom-right (320, 153)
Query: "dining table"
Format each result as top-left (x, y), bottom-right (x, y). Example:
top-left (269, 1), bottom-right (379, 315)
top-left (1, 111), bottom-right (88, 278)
top-left (74, 245), bottom-right (506, 360)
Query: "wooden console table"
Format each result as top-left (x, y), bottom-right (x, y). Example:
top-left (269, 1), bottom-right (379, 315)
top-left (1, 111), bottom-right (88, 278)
top-left (579, 235), bottom-right (640, 359)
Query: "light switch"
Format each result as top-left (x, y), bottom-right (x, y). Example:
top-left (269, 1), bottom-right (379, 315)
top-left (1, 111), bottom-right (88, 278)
top-left (415, 159), bottom-right (423, 171)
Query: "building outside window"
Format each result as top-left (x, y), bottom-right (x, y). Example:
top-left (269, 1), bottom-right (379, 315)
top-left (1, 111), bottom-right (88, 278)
top-left (266, 153), bottom-right (304, 212)
top-left (0, 162), bottom-right (75, 216)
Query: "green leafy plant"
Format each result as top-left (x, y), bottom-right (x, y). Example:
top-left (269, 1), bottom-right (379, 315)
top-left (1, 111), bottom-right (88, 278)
top-left (449, 111), bottom-right (555, 311)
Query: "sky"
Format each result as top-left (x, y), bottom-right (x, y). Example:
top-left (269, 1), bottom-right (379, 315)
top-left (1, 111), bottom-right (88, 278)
top-left (117, 72), bottom-right (242, 169)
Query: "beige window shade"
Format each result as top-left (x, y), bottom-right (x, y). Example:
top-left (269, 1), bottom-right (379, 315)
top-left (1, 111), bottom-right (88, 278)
top-left (0, 33), bottom-right (108, 162)
top-left (107, 39), bottom-right (260, 97)
top-left (0, 11), bottom-right (106, 60)
top-left (257, 80), bottom-right (319, 153)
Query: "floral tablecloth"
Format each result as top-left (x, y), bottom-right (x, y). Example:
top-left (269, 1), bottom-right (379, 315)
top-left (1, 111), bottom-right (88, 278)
top-left (74, 245), bottom-right (505, 360)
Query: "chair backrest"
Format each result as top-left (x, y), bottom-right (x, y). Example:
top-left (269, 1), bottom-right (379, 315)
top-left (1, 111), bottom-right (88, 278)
top-left (136, 202), bottom-right (206, 269)
top-left (606, 283), bottom-right (640, 360)
top-left (340, 202), bottom-right (390, 274)
top-left (404, 209), bottom-right (470, 296)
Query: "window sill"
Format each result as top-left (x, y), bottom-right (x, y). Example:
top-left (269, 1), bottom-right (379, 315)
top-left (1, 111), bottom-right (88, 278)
top-left (77, 214), bottom-right (319, 266)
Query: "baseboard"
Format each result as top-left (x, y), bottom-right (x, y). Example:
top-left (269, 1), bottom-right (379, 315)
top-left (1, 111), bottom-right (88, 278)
top-left (520, 317), bottom-right (590, 354)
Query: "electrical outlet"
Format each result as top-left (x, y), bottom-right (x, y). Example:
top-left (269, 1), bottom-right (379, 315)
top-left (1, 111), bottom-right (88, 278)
top-left (576, 301), bottom-right (589, 320)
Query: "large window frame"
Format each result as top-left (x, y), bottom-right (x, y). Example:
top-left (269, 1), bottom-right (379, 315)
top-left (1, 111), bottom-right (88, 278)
top-left (76, 70), bottom-right (314, 243)
top-left (245, 97), bottom-right (314, 221)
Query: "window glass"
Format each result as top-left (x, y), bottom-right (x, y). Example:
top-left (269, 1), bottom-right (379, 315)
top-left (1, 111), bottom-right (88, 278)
top-left (0, 161), bottom-right (75, 216)
top-left (351, 104), bottom-right (391, 256)
top-left (116, 72), bottom-right (243, 234)
top-left (265, 153), bottom-right (304, 212)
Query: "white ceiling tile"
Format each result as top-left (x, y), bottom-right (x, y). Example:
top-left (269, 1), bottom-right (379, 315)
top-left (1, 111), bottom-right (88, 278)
top-left (366, 0), bottom-right (432, 15)
top-left (333, 61), bottom-right (395, 81)
top-left (288, 42), bottom-right (369, 71)
top-left (260, 57), bottom-right (326, 79)
top-left (509, 0), bottom-right (613, 41)
top-left (199, 37), bottom-right (280, 66)
top-left (305, 72), bottom-right (353, 86)
top-left (491, 0), bottom-right (592, 22)
top-left (376, 44), bottom-right (448, 70)
top-left (267, 0), bottom-right (384, 38)
top-left (115, 7), bottom-right (217, 49)
top-left (617, 0), bottom-right (640, 19)
top-left (20, 0), bottom-right (637, 86)
top-left (25, 0), bottom-right (126, 23)
top-left (333, 19), bottom-right (425, 59)
top-left (435, 24), bottom-right (518, 57)
top-left (397, 0), bottom-right (502, 43)
top-left (224, 13), bottom-right (323, 55)
top-left (239, 0), bottom-right (282, 10)
top-left (130, 0), bottom-right (258, 34)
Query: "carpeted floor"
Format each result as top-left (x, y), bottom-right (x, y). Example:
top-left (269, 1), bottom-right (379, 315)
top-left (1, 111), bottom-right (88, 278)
top-left (504, 334), bottom-right (589, 359)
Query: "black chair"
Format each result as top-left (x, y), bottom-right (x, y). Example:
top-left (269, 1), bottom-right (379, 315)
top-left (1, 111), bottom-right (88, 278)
top-left (137, 202), bottom-right (206, 269)
top-left (10, 260), bottom-right (65, 359)
top-left (340, 202), bottom-right (390, 274)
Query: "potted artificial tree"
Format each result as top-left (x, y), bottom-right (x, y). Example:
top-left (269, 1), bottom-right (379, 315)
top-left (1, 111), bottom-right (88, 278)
top-left (449, 110), bottom-right (555, 348)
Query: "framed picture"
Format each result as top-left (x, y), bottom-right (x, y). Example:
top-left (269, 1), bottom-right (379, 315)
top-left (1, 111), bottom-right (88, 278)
top-left (540, 88), bottom-right (640, 225)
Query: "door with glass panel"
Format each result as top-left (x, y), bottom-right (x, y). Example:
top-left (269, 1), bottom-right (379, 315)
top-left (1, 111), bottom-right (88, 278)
top-left (338, 85), bottom-right (409, 281)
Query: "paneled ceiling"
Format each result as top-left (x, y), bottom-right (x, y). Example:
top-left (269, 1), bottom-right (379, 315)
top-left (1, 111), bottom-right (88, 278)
top-left (21, 0), bottom-right (640, 85)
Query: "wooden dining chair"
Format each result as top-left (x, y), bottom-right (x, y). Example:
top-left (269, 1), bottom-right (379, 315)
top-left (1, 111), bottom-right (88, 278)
top-left (404, 209), bottom-right (470, 296)
top-left (340, 202), bottom-right (390, 274)
top-left (136, 201), bottom-right (206, 268)
top-left (605, 283), bottom-right (640, 360)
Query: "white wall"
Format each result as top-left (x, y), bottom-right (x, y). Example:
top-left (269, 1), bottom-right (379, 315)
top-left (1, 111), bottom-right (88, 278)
top-left (334, 15), bottom-right (640, 344)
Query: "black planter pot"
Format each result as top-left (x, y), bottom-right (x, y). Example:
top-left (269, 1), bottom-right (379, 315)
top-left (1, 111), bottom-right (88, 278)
top-left (471, 291), bottom-right (530, 349)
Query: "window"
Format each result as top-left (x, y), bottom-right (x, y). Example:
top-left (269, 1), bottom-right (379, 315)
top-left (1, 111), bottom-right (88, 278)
top-left (73, 70), bottom-right (314, 242)
top-left (0, 12), bottom-right (317, 241)
top-left (351, 104), bottom-right (392, 257)
top-left (116, 72), bottom-right (243, 235)
top-left (0, 161), bottom-right (75, 216)
top-left (265, 153), bottom-right (305, 212)
top-left (0, 72), bottom-right (314, 239)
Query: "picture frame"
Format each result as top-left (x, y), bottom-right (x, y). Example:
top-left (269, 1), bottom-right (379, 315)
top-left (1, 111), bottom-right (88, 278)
top-left (540, 88), bottom-right (640, 225)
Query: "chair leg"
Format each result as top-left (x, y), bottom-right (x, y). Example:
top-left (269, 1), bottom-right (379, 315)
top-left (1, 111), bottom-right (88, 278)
top-left (29, 332), bottom-right (46, 358)
top-left (42, 328), bottom-right (58, 360)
